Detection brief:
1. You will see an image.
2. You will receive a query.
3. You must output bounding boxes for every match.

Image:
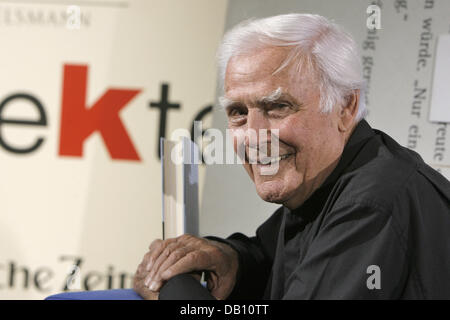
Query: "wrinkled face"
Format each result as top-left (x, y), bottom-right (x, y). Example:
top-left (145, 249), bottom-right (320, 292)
top-left (224, 47), bottom-right (348, 209)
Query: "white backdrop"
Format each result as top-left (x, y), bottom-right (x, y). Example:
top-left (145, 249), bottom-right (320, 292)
top-left (0, 0), bottom-right (227, 299)
top-left (1, 0), bottom-right (448, 300)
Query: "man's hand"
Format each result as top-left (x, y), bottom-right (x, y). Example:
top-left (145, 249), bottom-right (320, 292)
top-left (133, 261), bottom-right (159, 300)
top-left (133, 234), bottom-right (239, 300)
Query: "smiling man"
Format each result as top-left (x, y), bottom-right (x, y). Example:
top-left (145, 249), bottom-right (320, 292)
top-left (134, 13), bottom-right (450, 299)
top-left (223, 44), bottom-right (351, 210)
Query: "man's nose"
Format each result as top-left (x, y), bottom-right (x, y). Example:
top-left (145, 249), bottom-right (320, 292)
top-left (247, 109), bottom-right (269, 131)
top-left (245, 109), bottom-right (270, 148)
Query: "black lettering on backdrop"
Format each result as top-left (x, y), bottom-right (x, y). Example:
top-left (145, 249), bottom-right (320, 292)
top-left (59, 255), bottom-right (83, 291)
top-left (150, 83), bottom-right (180, 159)
top-left (434, 123), bottom-right (447, 162)
top-left (104, 265), bottom-right (131, 290)
top-left (0, 86), bottom-right (213, 162)
top-left (84, 271), bottom-right (102, 291)
top-left (58, 256), bottom-right (133, 291)
top-left (0, 261), bottom-right (55, 292)
top-left (417, 18), bottom-right (433, 71)
top-left (424, 0), bottom-right (434, 9)
top-left (1, 257), bottom-right (135, 293)
top-left (361, 1), bottom-right (381, 108)
top-left (8, 261), bottom-right (29, 289)
top-left (0, 93), bottom-right (47, 154)
top-left (34, 267), bottom-right (53, 292)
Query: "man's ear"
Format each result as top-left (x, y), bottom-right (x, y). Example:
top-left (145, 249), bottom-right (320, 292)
top-left (338, 90), bottom-right (359, 133)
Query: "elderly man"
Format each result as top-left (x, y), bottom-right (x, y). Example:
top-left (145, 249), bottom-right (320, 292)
top-left (134, 13), bottom-right (450, 299)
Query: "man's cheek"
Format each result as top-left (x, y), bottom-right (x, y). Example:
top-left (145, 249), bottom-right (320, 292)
top-left (242, 163), bottom-right (255, 181)
top-left (230, 129), bottom-right (247, 161)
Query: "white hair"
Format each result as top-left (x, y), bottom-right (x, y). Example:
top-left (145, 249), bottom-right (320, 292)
top-left (217, 13), bottom-right (367, 121)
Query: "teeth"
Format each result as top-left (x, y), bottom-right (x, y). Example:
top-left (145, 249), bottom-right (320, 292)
top-left (257, 153), bottom-right (292, 164)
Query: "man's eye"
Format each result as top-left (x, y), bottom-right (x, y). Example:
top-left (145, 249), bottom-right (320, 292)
top-left (272, 103), bottom-right (290, 109)
top-left (266, 103), bottom-right (291, 114)
top-left (228, 107), bottom-right (247, 117)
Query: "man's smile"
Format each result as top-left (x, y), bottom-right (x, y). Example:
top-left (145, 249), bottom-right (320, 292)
top-left (255, 152), bottom-right (295, 165)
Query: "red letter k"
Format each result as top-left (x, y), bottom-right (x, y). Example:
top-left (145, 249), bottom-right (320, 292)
top-left (59, 64), bottom-right (141, 161)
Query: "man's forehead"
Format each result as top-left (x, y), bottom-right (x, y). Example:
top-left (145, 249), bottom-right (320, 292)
top-left (226, 47), bottom-right (290, 80)
top-left (225, 58), bottom-right (292, 101)
top-left (223, 47), bottom-right (318, 107)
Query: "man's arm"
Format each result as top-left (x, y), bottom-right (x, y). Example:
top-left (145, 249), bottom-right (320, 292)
top-left (206, 206), bottom-right (284, 299)
top-left (204, 233), bottom-right (271, 300)
top-left (283, 199), bottom-right (408, 299)
top-left (133, 206), bottom-right (284, 300)
top-left (133, 235), bottom-right (239, 300)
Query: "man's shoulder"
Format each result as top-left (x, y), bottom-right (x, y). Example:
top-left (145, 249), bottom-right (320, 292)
top-left (333, 131), bottom-right (431, 212)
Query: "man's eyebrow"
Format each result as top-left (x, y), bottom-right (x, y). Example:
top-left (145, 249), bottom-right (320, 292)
top-left (219, 87), bottom-right (295, 111)
top-left (257, 87), bottom-right (298, 107)
top-left (259, 87), bottom-right (284, 104)
top-left (218, 96), bottom-right (236, 110)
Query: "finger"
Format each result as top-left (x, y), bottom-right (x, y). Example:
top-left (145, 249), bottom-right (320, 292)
top-left (134, 278), bottom-right (160, 300)
top-left (161, 250), bottom-right (212, 281)
top-left (146, 246), bottom-right (195, 289)
top-left (147, 242), bottom-right (179, 281)
top-left (147, 251), bottom-right (211, 292)
top-left (144, 239), bottom-right (163, 271)
top-left (145, 238), bottom-right (176, 271)
top-left (142, 251), bottom-right (154, 271)
top-left (137, 262), bottom-right (144, 275)
top-left (154, 247), bottom-right (191, 278)
top-left (136, 259), bottom-right (149, 279)
top-left (148, 238), bottom-right (163, 250)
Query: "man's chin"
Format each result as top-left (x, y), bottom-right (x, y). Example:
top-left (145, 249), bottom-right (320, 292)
top-left (255, 181), bottom-right (292, 204)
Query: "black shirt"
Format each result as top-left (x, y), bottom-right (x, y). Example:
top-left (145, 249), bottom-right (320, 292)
top-left (208, 119), bottom-right (450, 299)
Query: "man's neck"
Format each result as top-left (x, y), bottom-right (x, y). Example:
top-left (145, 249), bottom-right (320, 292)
top-left (283, 155), bottom-right (341, 210)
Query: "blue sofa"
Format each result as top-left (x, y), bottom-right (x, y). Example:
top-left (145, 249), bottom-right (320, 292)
top-left (46, 289), bottom-right (143, 300)
top-left (45, 274), bottom-right (214, 300)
